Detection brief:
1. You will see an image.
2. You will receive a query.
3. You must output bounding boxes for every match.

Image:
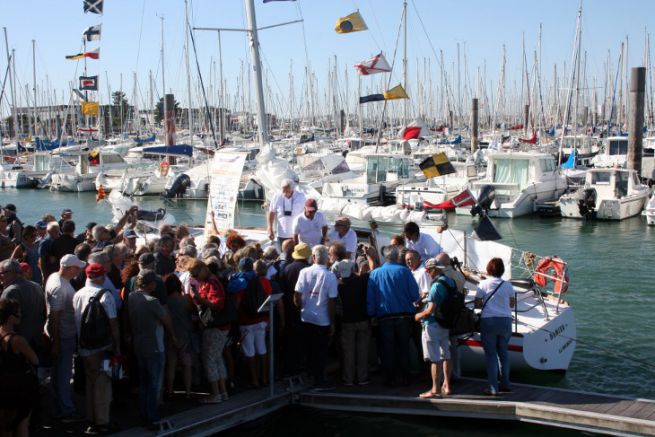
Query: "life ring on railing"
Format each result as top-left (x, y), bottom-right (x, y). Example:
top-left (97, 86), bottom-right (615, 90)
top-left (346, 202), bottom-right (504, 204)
top-left (533, 256), bottom-right (569, 295)
top-left (159, 161), bottom-right (170, 177)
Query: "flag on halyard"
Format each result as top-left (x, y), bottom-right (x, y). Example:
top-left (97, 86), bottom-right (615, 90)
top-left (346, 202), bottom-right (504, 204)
top-left (335, 11), bottom-right (367, 34)
top-left (263, 0), bottom-right (296, 2)
top-left (424, 189), bottom-right (476, 210)
top-left (81, 102), bottom-right (99, 116)
top-left (83, 24), bottom-right (102, 41)
top-left (359, 94), bottom-right (385, 104)
top-left (66, 48), bottom-right (100, 60)
top-left (402, 126), bottom-right (422, 140)
top-left (383, 84), bottom-right (409, 100)
top-left (418, 152), bottom-right (456, 179)
top-left (355, 52), bottom-right (391, 75)
top-left (79, 76), bottom-right (98, 91)
top-left (83, 0), bottom-right (103, 14)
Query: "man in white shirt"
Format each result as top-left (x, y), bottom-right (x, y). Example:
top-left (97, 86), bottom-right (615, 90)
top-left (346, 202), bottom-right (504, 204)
top-left (327, 216), bottom-right (357, 260)
top-left (405, 249), bottom-right (432, 297)
top-left (294, 245), bottom-right (338, 389)
top-left (293, 199), bottom-right (328, 248)
top-left (404, 221), bottom-right (442, 262)
top-left (73, 263), bottom-right (120, 434)
top-left (46, 254), bottom-right (86, 420)
top-left (267, 178), bottom-right (306, 246)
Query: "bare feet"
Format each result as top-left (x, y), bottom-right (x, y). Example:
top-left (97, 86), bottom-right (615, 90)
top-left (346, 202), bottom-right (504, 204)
top-left (419, 390), bottom-right (441, 399)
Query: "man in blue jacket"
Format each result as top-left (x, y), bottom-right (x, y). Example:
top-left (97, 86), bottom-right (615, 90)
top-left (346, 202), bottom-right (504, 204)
top-left (367, 245), bottom-right (420, 386)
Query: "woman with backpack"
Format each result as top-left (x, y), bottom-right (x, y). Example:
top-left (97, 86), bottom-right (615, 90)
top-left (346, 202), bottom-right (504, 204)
top-left (0, 298), bottom-right (39, 437)
top-left (475, 258), bottom-right (516, 396)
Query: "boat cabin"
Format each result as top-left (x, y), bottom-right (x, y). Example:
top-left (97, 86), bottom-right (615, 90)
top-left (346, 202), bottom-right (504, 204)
top-left (585, 168), bottom-right (642, 199)
top-left (479, 152), bottom-right (559, 195)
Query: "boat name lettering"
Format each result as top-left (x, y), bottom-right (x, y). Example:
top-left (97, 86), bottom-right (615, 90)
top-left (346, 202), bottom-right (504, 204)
top-left (549, 323), bottom-right (567, 341)
top-left (558, 338), bottom-right (573, 354)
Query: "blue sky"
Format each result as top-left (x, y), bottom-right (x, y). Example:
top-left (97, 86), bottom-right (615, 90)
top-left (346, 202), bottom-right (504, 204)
top-left (1, 0), bottom-right (654, 116)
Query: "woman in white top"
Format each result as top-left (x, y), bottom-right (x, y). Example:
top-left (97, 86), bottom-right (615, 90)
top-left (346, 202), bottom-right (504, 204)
top-left (475, 258), bottom-right (515, 396)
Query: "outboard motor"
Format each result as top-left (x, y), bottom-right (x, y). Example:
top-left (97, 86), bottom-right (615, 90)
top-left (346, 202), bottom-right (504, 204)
top-left (577, 187), bottom-right (597, 218)
top-left (164, 174), bottom-right (191, 198)
top-left (470, 185), bottom-right (496, 217)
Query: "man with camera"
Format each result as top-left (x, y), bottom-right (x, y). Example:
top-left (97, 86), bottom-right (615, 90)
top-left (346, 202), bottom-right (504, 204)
top-left (267, 179), bottom-right (306, 247)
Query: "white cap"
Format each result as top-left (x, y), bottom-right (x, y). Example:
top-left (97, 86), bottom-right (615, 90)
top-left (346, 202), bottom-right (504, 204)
top-left (60, 254), bottom-right (86, 269)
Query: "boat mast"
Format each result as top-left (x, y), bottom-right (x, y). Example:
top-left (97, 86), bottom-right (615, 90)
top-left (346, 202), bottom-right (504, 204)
top-left (160, 16), bottom-right (166, 127)
top-left (3, 28), bottom-right (18, 140)
top-left (32, 39), bottom-right (37, 138)
top-left (218, 31), bottom-right (225, 146)
top-left (244, 0), bottom-right (268, 148)
top-left (402, 0), bottom-right (408, 126)
top-left (184, 0), bottom-right (193, 140)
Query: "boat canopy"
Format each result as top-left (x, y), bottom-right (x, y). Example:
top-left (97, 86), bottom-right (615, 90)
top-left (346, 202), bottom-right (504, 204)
top-left (133, 134), bottom-right (157, 145)
top-left (492, 158), bottom-right (530, 190)
top-left (142, 144), bottom-right (193, 157)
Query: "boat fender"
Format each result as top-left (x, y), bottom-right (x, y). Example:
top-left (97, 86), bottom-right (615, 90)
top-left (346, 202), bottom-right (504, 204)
top-left (533, 256), bottom-right (569, 295)
top-left (160, 161), bottom-right (170, 177)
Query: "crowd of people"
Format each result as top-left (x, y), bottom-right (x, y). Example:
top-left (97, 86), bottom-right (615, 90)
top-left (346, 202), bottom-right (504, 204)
top-left (0, 184), bottom-right (515, 435)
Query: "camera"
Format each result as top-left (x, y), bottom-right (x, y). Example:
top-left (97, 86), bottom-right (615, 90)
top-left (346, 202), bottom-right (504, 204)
top-left (283, 210), bottom-right (292, 216)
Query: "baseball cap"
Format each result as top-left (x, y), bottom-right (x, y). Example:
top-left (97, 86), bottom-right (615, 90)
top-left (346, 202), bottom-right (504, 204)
top-left (19, 262), bottom-right (32, 276)
top-left (85, 263), bottom-right (106, 277)
top-left (331, 260), bottom-right (356, 279)
top-left (123, 229), bottom-right (137, 239)
top-left (138, 252), bottom-right (156, 265)
top-left (62, 208), bottom-right (73, 216)
top-left (304, 198), bottom-right (318, 212)
top-left (424, 258), bottom-right (447, 270)
top-left (35, 220), bottom-right (47, 229)
top-left (61, 254), bottom-right (86, 269)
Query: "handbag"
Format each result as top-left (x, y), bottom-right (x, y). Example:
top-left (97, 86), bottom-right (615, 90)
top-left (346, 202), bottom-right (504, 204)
top-left (450, 280), bottom-right (505, 335)
top-left (198, 293), bottom-right (237, 328)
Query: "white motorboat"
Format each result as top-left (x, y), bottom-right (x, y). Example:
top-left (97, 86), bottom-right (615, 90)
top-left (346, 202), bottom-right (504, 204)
top-left (646, 193), bottom-right (655, 225)
top-left (457, 151), bottom-right (568, 218)
top-left (560, 168), bottom-right (649, 220)
top-left (591, 136), bottom-right (628, 168)
top-left (50, 151), bottom-right (129, 192)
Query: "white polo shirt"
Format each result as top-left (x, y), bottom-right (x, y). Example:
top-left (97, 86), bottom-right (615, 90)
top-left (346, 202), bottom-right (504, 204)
top-left (269, 190), bottom-right (306, 239)
top-left (293, 211), bottom-right (327, 247)
top-left (411, 266), bottom-right (432, 296)
top-left (407, 232), bottom-right (443, 262)
top-left (327, 228), bottom-right (357, 260)
top-left (295, 263), bottom-right (338, 326)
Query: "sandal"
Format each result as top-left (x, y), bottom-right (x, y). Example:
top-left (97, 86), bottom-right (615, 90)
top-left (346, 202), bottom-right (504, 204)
top-left (483, 388), bottom-right (498, 397)
top-left (419, 391), bottom-right (441, 399)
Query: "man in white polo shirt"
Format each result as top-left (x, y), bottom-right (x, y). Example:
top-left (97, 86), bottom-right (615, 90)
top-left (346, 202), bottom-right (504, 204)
top-left (404, 221), bottom-right (442, 262)
top-left (293, 199), bottom-right (328, 248)
top-left (327, 216), bottom-right (357, 260)
top-left (267, 179), bottom-right (306, 246)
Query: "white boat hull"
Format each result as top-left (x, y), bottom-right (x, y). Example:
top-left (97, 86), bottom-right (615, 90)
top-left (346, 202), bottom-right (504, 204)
top-left (561, 193), bottom-right (648, 220)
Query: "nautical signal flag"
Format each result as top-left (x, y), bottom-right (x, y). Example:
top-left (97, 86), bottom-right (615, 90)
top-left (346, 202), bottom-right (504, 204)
top-left (79, 76), bottom-right (98, 91)
top-left (81, 102), bottom-right (99, 116)
top-left (83, 0), bottom-right (103, 14)
top-left (66, 48), bottom-right (100, 60)
top-left (418, 152), bottom-right (456, 179)
top-left (355, 52), bottom-right (391, 75)
top-left (335, 11), bottom-right (367, 34)
top-left (263, 0), bottom-right (296, 2)
top-left (83, 24), bottom-right (101, 41)
top-left (359, 84), bottom-right (409, 104)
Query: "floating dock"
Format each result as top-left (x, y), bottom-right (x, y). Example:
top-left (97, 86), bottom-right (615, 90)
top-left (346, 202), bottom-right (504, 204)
top-left (113, 377), bottom-right (655, 436)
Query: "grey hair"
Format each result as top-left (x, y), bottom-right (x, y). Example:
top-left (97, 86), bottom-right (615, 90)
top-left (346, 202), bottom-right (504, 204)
top-left (312, 244), bottom-right (329, 264)
top-left (0, 259), bottom-right (21, 273)
top-left (105, 243), bottom-right (130, 259)
top-left (88, 251), bottom-right (109, 265)
top-left (92, 225), bottom-right (107, 242)
top-left (280, 178), bottom-right (294, 189)
top-left (179, 244), bottom-right (198, 258)
top-left (384, 245), bottom-right (400, 263)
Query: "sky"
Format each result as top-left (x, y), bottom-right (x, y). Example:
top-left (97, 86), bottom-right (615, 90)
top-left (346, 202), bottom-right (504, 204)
top-left (1, 0), bottom-right (655, 118)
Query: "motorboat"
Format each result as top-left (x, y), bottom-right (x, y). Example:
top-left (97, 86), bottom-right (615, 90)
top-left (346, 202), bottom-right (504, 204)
top-left (457, 151), bottom-right (568, 218)
top-left (50, 151), bottom-right (128, 192)
top-left (560, 168), bottom-right (649, 220)
top-left (646, 193), bottom-right (655, 225)
top-left (591, 136), bottom-right (628, 168)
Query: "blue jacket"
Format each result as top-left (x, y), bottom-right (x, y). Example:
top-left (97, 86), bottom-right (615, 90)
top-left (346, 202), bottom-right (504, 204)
top-left (367, 262), bottom-right (420, 318)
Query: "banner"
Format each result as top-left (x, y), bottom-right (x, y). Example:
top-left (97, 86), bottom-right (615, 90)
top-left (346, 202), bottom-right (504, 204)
top-left (65, 48), bottom-right (99, 60)
top-left (204, 152), bottom-right (248, 237)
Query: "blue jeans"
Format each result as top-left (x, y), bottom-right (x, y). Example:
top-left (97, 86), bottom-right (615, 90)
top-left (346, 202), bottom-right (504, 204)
top-left (480, 317), bottom-right (512, 392)
top-left (137, 352), bottom-right (165, 424)
top-left (378, 316), bottom-right (412, 383)
top-left (51, 337), bottom-right (77, 417)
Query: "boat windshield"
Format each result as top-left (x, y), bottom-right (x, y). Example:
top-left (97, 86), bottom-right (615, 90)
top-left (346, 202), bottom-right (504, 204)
top-left (608, 140), bottom-right (628, 155)
top-left (366, 156), bottom-right (409, 184)
top-left (591, 172), bottom-right (611, 184)
top-left (492, 158), bottom-right (530, 190)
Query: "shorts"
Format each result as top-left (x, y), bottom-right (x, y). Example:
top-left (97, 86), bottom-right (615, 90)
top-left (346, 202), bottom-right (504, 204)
top-left (240, 321), bottom-right (268, 357)
top-left (166, 338), bottom-right (192, 366)
top-left (422, 323), bottom-right (451, 362)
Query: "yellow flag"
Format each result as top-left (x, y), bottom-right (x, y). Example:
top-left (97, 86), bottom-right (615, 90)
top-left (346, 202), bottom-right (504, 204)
top-left (81, 101), bottom-right (99, 116)
top-left (335, 11), bottom-right (367, 34)
top-left (383, 84), bottom-right (409, 100)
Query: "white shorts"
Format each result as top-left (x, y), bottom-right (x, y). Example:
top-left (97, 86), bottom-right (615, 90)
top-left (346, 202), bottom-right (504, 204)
top-left (422, 323), bottom-right (451, 362)
top-left (240, 321), bottom-right (268, 357)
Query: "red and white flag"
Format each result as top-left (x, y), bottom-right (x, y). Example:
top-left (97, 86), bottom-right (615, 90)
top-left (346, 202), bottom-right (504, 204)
top-left (354, 52), bottom-right (391, 75)
top-left (424, 189), bottom-right (476, 211)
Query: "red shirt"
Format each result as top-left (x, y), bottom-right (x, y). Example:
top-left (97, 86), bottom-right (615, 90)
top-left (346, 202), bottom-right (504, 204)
top-left (199, 275), bottom-right (230, 330)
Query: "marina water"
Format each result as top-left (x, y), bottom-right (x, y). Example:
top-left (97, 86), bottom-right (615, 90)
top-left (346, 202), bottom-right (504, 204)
top-left (2, 187), bottom-right (655, 401)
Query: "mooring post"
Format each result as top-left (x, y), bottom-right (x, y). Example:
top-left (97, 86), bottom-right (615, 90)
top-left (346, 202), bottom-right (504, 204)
top-left (628, 67), bottom-right (646, 174)
top-left (471, 98), bottom-right (479, 153)
top-left (524, 104), bottom-right (530, 136)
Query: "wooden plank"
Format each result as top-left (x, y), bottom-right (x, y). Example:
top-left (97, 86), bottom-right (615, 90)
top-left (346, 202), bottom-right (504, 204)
top-left (605, 400), bottom-right (640, 417)
top-left (629, 402), bottom-right (655, 421)
top-left (616, 401), bottom-right (653, 420)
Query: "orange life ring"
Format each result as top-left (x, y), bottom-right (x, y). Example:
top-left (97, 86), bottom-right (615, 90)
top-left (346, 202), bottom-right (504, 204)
top-left (533, 256), bottom-right (569, 295)
top-left (160, 161), bottom-right (170, 176)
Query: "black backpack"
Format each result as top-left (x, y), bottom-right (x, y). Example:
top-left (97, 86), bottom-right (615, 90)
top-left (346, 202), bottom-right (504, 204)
top-left (243, 276), bottom-right (267, 319)
top-left (79, 289), bottom-right (112, 350)
top-left (433, 277), bottom-right (464, 329)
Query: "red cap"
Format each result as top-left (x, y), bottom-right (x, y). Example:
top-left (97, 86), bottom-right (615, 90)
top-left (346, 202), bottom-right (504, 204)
top-left (304, 198), bottom-right (318, 211)
top-left (85, 263), bottom-right (106, 277)
top-left (19, 262), bottom-right (32, 276)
